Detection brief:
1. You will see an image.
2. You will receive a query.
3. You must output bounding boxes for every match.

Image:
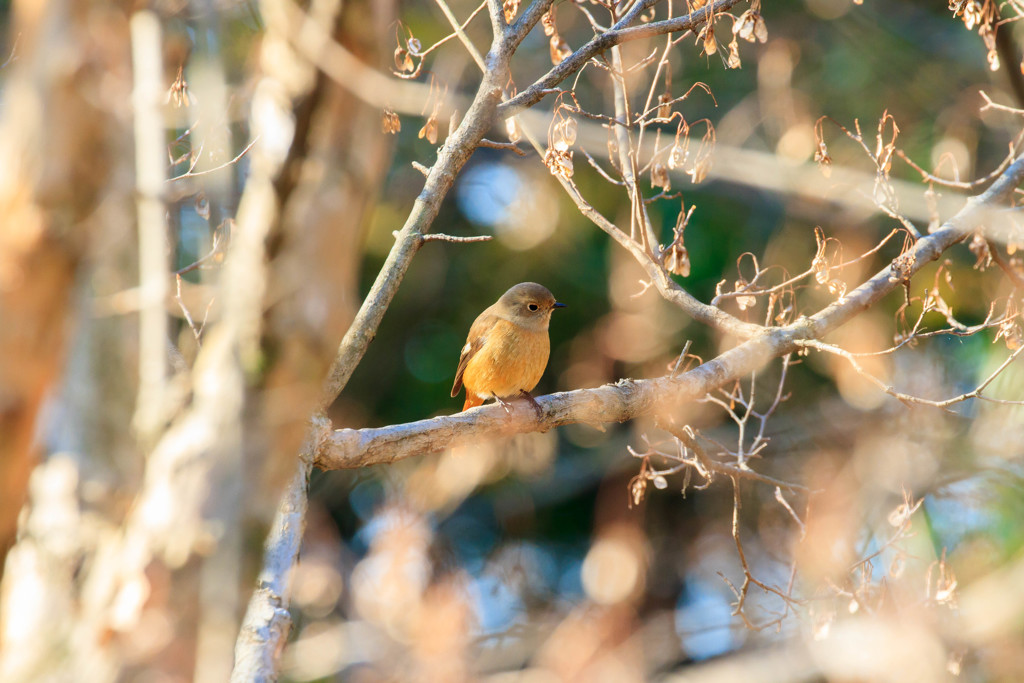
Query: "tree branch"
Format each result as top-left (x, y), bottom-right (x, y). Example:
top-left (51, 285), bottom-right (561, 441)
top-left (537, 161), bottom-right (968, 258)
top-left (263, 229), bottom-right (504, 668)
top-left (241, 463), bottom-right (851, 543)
top-left (487, 0), bottom-right (506, 39)
top-left (498, 0), bottom-right (746, 117)
top-left (434, 0), bottom-right (487, 72)
top-left (231, 418), bottom-right (329, 683)
top-left (318, 331), bottom-right (786, 469)
top-left (236, 1), bottom-right (530, 678)
top-left (807, 154), bottom-right (1024, 335)
top-left (318, 154), bottom-right (1024, 470)
top-left (558, 174), bottom-right (764, 339)
top-left (507, 0), bottom-right (557, 47)
top-left (319, 21), bottom-right (514, 408)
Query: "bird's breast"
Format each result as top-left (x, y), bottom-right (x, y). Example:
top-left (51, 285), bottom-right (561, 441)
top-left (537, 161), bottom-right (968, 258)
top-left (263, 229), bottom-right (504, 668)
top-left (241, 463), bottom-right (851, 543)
top-left (463, 319), bottom-right (550, 398)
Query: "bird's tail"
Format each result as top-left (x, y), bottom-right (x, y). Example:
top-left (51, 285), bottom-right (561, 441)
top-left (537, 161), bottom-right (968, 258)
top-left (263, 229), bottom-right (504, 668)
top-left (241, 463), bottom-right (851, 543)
top-left (462, 393), bottom-right (485, 411)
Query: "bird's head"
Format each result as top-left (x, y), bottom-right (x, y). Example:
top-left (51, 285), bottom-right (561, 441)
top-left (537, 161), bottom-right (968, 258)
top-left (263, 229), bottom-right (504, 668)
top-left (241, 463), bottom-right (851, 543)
top-left (497, 282), bottom-right (566, 331)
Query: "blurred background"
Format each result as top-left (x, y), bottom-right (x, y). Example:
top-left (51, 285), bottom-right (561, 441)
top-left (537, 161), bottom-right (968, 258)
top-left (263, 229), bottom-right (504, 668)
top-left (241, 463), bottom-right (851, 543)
top-left (2, 0), bottom-right (1024, 681)
top-left (314, 1), bottom-right (1024, 678)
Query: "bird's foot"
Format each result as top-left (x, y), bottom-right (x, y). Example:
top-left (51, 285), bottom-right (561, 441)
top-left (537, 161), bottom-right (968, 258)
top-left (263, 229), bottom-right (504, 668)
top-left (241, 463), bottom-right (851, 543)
top-left (518, 390), bottom-right (544, 420)
top-left (493, 394), bottom-right (515, 416)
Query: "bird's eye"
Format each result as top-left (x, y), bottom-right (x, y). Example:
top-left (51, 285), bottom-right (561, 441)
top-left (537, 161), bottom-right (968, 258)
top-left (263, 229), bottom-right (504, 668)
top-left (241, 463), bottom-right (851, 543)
top-left (528, 303), bottom-right (539, 311)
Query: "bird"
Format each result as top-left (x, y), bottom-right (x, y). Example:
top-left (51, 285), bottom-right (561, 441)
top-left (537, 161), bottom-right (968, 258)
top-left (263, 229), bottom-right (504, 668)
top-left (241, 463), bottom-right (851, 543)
top-left (451, 282), bottom-right (566, 413)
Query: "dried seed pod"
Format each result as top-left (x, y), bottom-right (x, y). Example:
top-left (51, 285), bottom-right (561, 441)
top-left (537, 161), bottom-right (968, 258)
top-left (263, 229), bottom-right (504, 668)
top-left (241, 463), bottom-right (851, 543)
top-left (998, 317), bottom-right (1022, 350)
top-left (503, 0), bottom-right (519, 23)
top-left (968, 232), bottom-right (991, 268)
top-left (813, 128), bottom-right (832, 178)
top-left (702, 22), bottom-right (717, 55)
top-left (542, 9), bottom-right (556, 35)
top-left (689, 142), bottom-right (713, 183)
top-left (657, 92), bottom-right (672, 119)
top-left (726, 40), bottom-right (742, 69)
top-left (665, 242), bottom-right (690, 277)
top-left (167, 66), bottom-right (194, 108)
top-left (505, 116), bottom-right (521, 143)
top-left (651, 162), bottom-right (670, 190)
top-left (550, 35), bottom-right (571, 64)
top-left (735, 10), bottom-right (768, 43)
top-left (544, 148), bottom-right (574, 180)
top-left (812, 254), bottom-right (829, 285)
top-left (381, 107), bottom-right (401, 134)
top-left (559, 116), bottom-right (577, 146)
top-left (418, 113), bottom-right (438, 144)
top-left (734, 280), bottom-right (756, 311)
top-left (630, 476), bottom-right (647, 508)
top-left (394, 47), bottom-right (413, 73)
top-left (826, 279), bottom-right (847, 300)
top-left (668, 143), bottom-right (687, 170)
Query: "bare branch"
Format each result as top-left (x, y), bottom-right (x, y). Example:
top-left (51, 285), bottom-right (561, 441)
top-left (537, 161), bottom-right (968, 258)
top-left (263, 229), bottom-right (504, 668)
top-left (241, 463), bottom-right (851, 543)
top-left (498, 0), bottom-right (746, 117)
top-left (421, 233), bottom-right (494, 243)
top-left (487, 0), bottom-right (507, 38)
top-left (319, 16), bottom-right (517, 409)
top-left (434, 0), bottom-right (487, 72)
top-left (232, 418), bottom-right (330, 683)
top-left (555, 171), bottom-right (765, 339)
top-left (319, 153), bottom-right (1024, 470)
top-left (807, 154), bottom-right (1024, 335)
top-left (478, 138), bottom-right (527, 154)
top-left (167, 137), bottom-right (259, 183)
top-left (130, 11), bottom-right (170, 442)
top-left (798, 339), bottom-right (1024, 409)
top-left (987, 238), bottom-right (1024, 289)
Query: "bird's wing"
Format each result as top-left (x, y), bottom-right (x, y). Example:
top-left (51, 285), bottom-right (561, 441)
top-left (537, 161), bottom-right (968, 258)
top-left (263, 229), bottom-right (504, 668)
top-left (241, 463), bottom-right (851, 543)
top-left (451, 311), bottom-right (497, 397)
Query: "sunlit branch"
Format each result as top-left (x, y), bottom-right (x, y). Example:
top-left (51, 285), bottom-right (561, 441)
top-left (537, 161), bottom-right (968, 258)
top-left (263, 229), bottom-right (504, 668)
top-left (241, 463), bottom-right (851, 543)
top-left (796, 339), bottom-right (1024, 410)
top-left (498, 0), bottom-right (746, 117)
top-left (433, 0), bottom-right (487, 72)
top-left (421, 2), bottom-right (488, 62)
top-left (711, 229), bottom-right (903, 305)
top-left (555, 174), bottom-right (765, 339)
top-left (167, 136), bottom-right (259, 182)
top-left (987, 238), bottom-right (1024, 289)
top-left (277, 19), bottom-right (1016, 241)
top-left (237, 0), bottom-right (532, 678)
top-left (897, 127), bottom-right (1024, 191)
top-left (726, 476), bottom-right (804, 630)
top-left (653, 422), bottom-right (809, 493)
top-left (318, 154), bottom-right (1024, 470)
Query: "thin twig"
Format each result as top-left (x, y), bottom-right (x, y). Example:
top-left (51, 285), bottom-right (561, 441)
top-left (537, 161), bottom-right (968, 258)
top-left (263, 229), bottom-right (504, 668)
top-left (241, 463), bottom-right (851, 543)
top-left (167, 137), bottom-right (259, 182)
top-left (434, 0), bottom-right (487, 71)
top-left (479, 138), bottom-right (527, 155)
top-left (421, 233), bottom-right (493, 244)
top-left (987, 239), bottom-right (1024, 289)
top-left (498, 0), bottom-right (745, 117)
top-left (796, 339), bottom-right (1024, 409)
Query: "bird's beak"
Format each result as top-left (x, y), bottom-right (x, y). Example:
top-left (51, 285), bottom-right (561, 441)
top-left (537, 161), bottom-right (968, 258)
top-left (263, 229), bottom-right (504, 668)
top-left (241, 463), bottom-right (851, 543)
top-left (552, 302), bottom-right (567, 309)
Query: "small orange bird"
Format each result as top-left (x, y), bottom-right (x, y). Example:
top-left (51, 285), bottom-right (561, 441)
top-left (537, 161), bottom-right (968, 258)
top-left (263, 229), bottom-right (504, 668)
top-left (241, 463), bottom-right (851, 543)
top-left (451, 282), bottom-right (566, 412)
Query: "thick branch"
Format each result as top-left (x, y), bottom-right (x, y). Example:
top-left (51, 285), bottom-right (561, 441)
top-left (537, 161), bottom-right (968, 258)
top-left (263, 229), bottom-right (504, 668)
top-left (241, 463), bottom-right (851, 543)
top-left (231, 418), bottom-right (328, 683)
top-left (318, 332), bottom-right (785, 469)
top-left (318, 155), bottom-right (1024, 470)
